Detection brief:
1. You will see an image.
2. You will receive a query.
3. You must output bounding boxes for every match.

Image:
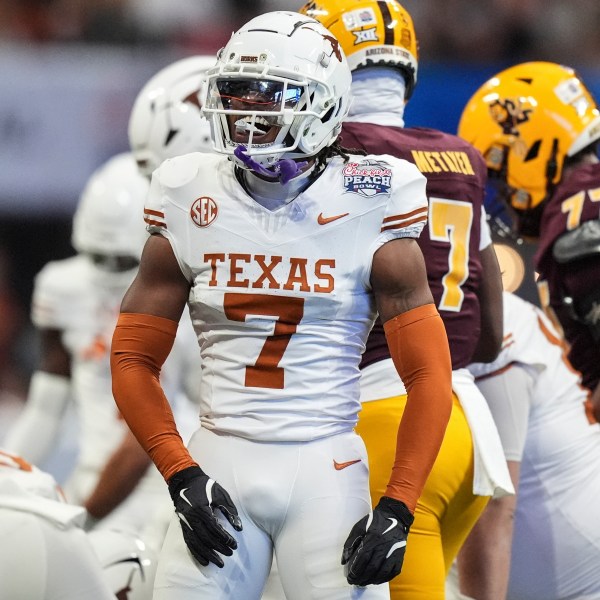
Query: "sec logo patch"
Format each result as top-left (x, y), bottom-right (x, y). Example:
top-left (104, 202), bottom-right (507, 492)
top-left (191, 197), bottom-right (218, 227)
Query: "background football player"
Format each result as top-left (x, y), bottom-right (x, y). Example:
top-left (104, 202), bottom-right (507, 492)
top-left (4, 153), bottom-right (199, 543)
top-left (302, 1), bottom-right (512, 598)
top-left (458, 61), bottom-right (600, 423)
top-left (459, 292), bottom-right (600, 600)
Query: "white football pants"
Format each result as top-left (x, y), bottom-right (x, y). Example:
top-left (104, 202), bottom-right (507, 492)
top-left (154, 427), bottom-right (390, 600)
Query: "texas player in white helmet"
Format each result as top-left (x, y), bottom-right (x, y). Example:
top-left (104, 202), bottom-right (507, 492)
top-left (128, 54), bottom-right (215, 178)
top-left (0, 449), bottom-right (114, 600)
top-left (458, 292), bottom-right (600, 600)
top-left (4, 152), bottom-right (199, 540)
top-left (111, 11), bottom-right (453, 600)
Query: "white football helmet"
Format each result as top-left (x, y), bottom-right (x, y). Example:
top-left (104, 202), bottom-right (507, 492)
top-left (203, 11), bottom-right (352, 168)
top-left (72, 153), bottom-right (149, 265)
top-left (128, 55), bottom-right (216, 178)
top-left (88, 530), bottom-right (157, 600)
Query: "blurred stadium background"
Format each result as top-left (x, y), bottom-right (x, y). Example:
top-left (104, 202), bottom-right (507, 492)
top-left (0, 0), bottom-right (599, 436)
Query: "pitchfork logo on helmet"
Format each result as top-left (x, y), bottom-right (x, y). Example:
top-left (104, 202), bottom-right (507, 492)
top-left (489, 99), bottom-right (532, 136)
top-left (458, 61), bottom-right (600, 237)
top-left (203, 11), bottom-right (351, 170)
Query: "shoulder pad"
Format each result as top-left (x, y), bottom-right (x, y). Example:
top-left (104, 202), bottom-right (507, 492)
top-left (157, 152), bottom-right (217, 189)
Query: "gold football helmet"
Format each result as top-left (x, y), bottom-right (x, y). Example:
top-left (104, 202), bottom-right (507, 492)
top-left (459, 62), bottom-right (600, 236)
top-left (299, 0), bottom-right (418, 98)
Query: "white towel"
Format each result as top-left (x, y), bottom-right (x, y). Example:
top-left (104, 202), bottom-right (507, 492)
top-left (452, 369), bottom-right (515, 498)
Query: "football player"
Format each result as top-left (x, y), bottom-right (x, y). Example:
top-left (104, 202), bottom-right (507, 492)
top-left (458, 62), bottom-right (600, 423)
top-left (461, 292), bottom-right (600, 600)
top-left (302, 1), bottom-right (512, 598)
top-left (4, 153), bottom-right (199, 541)
top-left (0, 449), bottom-right (114, 600)
top-left (111, 11), bottom-right (452, 600)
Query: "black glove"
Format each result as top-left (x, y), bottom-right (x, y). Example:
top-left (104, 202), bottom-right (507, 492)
top-left (342, 496), bottom-right (414, 586)
top-left (168, 465), bottom-right (243, 568)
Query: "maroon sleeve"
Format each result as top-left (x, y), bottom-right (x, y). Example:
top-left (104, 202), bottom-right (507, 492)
top-left (534, 163), bottom-right (600, 390)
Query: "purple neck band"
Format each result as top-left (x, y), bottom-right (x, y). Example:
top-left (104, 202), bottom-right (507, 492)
top-left (234, 146), bottom-right (308, 185)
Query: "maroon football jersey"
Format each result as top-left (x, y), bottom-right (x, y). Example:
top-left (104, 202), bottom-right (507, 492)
top-left (534, 162), bottom-right (600, 390)
top-left (341, 123), bottom-right (488, 370)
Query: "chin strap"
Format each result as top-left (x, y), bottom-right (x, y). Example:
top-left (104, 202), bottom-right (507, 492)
top-left (233, 145), bottom-right (308, 185)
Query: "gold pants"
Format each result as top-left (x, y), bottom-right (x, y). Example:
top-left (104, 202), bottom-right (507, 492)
top-left (356, 393), bottom-right (489, 600)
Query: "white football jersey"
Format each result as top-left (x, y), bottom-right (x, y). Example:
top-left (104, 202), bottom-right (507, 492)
top-left (145, 152), bottom-right (428, 441)
top-left (469, 292), bottom-right (598, 464)
top-left (470, 292), bottom-right (600, 598)
top-left (31, 255), bottom-right (199, 475)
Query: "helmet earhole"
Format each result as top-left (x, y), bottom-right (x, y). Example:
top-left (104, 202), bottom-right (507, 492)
top-left (322, 105), bottom-right (335, 124)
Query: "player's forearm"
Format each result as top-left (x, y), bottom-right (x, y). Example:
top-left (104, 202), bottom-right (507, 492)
top-left (383, 304), bottom-right (453, 512)
top-left (84, 429), bottom-right (152, 520)
top-left (110, 312), bottom-right (197, 482)
top-left (4, 371), bottom-right (70, 465)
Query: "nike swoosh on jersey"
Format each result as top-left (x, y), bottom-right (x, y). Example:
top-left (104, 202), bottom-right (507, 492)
top-left (318, 212), bottom-right (349, 225)
top-left (333, 459), bottom-right (362, 470)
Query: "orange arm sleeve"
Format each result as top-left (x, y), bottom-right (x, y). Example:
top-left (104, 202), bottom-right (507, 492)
top-left (383, 303), bottom-right (452, 512)
top-left (110, 313), bottom-right (197, 482)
